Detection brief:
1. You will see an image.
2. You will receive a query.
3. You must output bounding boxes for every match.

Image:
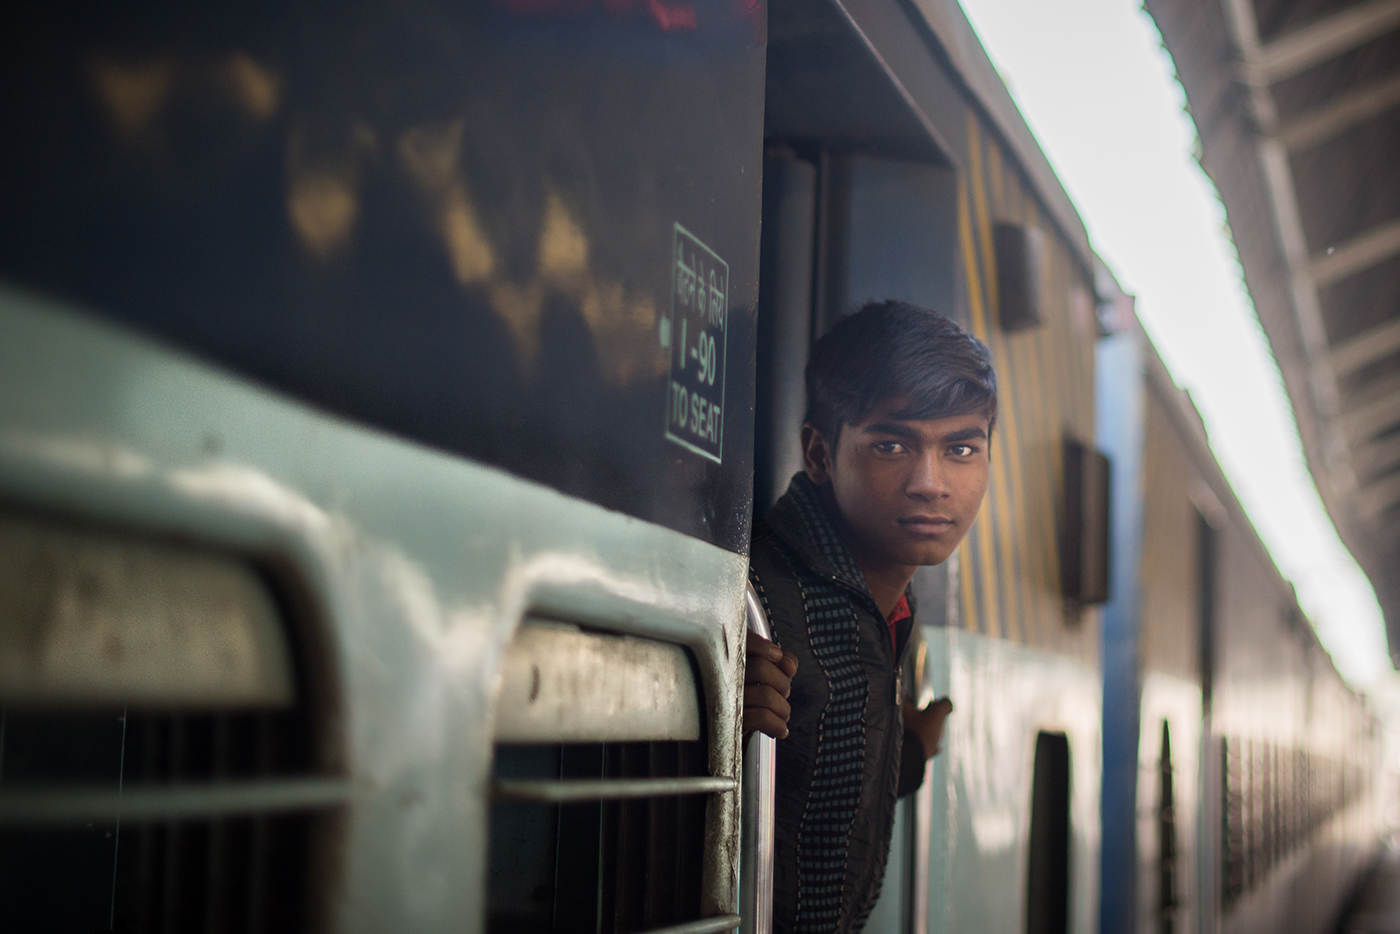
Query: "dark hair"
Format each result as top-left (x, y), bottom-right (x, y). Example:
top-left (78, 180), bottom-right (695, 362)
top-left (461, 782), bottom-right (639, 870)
top-left (804, 300), bottom-right (997, 445)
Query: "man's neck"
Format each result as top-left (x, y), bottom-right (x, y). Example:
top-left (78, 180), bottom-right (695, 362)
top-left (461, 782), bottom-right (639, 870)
top-left (854, 559), bottom-right (916, 619)
top-left (816, 484), bottom-right (915, 618)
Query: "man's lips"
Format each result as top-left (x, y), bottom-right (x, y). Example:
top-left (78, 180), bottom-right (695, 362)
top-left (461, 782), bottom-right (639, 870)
top-left (898, 515), bottom-right (955, 535)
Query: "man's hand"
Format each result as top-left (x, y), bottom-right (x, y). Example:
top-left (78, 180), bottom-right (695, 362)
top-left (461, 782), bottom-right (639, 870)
top-left (903, 696), bottom-right (954, 759)
top-left (743, 631), bottom-right (799, 740)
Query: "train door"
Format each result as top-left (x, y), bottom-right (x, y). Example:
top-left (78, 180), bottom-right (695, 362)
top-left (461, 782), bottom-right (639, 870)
top-left (758, 6), bottom-right (963, 925)
top-left (754, 144), bottom-right (960, 933)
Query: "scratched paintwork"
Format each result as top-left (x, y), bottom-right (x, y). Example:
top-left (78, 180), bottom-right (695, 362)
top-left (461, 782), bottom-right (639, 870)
top-left (0, 286), bottom-right (748, 932)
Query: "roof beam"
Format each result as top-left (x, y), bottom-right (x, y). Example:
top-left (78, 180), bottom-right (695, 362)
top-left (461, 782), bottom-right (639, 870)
top-left (1359, 471), bottom-right (1400, 518)
top-left (1345, 387), bottom-right (1400, 442)
top-left (1280, 73), bottom-right (1400, 152)
top-left (1254, 0), bottom-right (1400, 85)
top-left (1330, 316), bottom-right (1400, 377)
top-left (1217, 0), bottom-right (1350, 477)
top-left (1310, 217), bottom-right (1400, 287)
top-left (1355, 432), bottom-right (1400, 476)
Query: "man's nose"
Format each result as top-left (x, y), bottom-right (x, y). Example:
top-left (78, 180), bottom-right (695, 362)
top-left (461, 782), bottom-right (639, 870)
top-left (906, 453), bottom-right (951, 500)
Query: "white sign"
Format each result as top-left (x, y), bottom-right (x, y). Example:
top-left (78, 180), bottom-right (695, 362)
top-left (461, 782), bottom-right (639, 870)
top-left (663, 223), bottom-right (728, 463)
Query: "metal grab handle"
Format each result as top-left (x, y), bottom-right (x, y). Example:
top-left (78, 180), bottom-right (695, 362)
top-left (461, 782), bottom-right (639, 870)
top-left (739, 584), bottom-right (776, 934)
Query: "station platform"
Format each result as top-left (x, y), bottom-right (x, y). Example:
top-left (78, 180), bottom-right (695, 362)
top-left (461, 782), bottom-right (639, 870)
top-left (1337, 844), bottom-right (1400, 934)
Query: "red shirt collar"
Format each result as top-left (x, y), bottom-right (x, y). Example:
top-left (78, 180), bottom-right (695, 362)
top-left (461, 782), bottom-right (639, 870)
top-left (886, 595), bottom-right (911, 652)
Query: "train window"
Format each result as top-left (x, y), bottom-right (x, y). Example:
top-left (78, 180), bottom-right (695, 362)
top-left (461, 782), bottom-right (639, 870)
top-left (0, 512), bottom-right (339, 933)
top-left (993, 223), bottom-right (1046, 332)
top-left (1196, 511), bottom-right (1216, 706)
top-left (1061, 439), bottom-right (1111, 606)
top-left (1025, 732), bottom-right (1071, 934)
top-left (1156, 722), bottom-right (1179, 934)
top-left (488, 740), bottom-right (711, 934)
top-left (487, 620), bottom-right (727, 934)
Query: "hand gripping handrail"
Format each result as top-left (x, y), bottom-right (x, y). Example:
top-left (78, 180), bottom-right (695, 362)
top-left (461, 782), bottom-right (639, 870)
top-left (739, 583), bottom-right (776, 934)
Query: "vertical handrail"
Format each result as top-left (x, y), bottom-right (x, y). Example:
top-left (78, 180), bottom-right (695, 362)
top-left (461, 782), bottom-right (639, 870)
top-left (739, 584), bottom-right (776, 934)
top-left (909, 639), bottom-right (932, 934)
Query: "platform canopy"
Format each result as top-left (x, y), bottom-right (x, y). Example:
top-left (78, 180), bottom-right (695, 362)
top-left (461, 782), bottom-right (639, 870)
top-left (1145, 0), bottom-right (1400, 663)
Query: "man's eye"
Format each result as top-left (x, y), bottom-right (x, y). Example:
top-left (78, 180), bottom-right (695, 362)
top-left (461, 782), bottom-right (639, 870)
top-left (873, 441), bottom-right (906, 455)
top-left (948, 444), bottom-right (977, 457)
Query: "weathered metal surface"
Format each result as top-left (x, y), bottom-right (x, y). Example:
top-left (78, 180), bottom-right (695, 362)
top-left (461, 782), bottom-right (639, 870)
top-left (0, 0), bottom-right (766, 554)
top-left (493, 621), bottom-right (701, 743)
top-left (0, 286), bottom-right (750, 932)
top-left (0, 511), bottom-right (294, 708)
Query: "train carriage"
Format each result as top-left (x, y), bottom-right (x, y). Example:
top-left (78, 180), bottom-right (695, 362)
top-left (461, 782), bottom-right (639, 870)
top-left (0, 1), bottom-right (1385, 933)
top-left (1096, 318), bottom-right (1382, 934)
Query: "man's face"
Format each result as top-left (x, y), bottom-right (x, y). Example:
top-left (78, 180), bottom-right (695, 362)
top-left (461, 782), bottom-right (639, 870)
top-left (802, 397), bottom-right (991, 574)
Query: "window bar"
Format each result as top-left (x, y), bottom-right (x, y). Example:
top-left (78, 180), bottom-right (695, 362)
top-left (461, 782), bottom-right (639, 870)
top-left (136, 717), bottom-right (160, 932)
top-left (493, 776), bottom-right (736, 803)
top-left (204, 715), bottom-right (230, 934)
top-left (161, 717), bottom-right (186, 934)
top-left (640, 914), bottom-right (742, 934)
top-left (245, 713), bottom-right (273, 934)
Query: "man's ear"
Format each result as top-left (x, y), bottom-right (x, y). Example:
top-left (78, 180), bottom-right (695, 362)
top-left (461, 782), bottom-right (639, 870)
top-left (801, 423), bottom-right (834, 485)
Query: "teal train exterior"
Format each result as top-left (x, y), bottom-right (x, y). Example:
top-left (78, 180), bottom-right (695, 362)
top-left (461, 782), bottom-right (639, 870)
top-left (0, 1), bottom-right (1383, 933)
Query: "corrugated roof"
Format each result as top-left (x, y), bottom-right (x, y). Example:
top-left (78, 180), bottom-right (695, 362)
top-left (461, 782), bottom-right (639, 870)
top-left (1145, 0), bottom-right (1400, 662)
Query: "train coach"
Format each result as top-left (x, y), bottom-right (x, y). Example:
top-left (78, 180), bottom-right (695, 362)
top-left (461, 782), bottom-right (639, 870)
top-left (1096, 316), bottom-right (1381, 934)
top-left (0, 1), bottom-right (1384, 933)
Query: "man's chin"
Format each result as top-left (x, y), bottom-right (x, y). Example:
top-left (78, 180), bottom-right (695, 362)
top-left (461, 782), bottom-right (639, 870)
top-left (895, 544), bottom-right (956, 568)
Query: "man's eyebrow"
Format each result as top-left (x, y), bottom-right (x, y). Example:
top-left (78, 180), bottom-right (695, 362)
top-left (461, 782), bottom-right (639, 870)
top-left (941, 427), bottom-right (988, 443)
top-left (860, 421), bottom-right (919, 439)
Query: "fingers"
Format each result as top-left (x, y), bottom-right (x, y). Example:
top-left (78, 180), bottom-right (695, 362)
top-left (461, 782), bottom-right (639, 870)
top-left (746, 656), bottom-right (792, 698)
top-left (744, 706), bottom-right (790, 740)
top-left (903, 696), bottom-right (956, 759)
top-left (776, 648), bottom-right (799, 678)
top-left (743, 683), bottom-right (791, 739)
top-left (746, 630), bottom-right (783, 662)
top-left (743, 633), bottom-right (798, 741)
top-left (746, 631), bottom-right (798, 678)
top-left (744, 684), bottom-right (791, 724)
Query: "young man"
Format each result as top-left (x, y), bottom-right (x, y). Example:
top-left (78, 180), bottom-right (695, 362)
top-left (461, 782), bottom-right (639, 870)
top-left (744, 300), bottom-right (996, 933)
